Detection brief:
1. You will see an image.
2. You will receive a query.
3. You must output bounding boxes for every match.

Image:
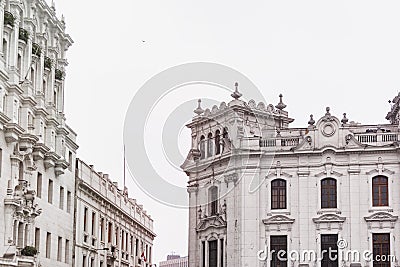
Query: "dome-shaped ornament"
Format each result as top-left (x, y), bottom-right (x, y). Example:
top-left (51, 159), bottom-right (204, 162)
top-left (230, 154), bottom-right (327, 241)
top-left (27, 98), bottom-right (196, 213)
top-left (194, 99), bottom-right (204, 115)
top-left (308, 114), bottom-right (315, 126)
top-left (275, 94), bottom-right (287, 110)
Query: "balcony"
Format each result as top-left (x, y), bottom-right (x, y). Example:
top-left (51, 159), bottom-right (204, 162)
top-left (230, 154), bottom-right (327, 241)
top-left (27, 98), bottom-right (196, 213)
top-left (4, 11), bottom-right (14, 28)
top-left (354, 132), bottom-right (398, 146)
top-left (18, 28), bottom-right (29, 43)
top-left (44, 57), bottom-right (52, 70)
top-left (55, 69), bottom-right (64, 81)
top-left (31, 43), bottom-right (41, 57)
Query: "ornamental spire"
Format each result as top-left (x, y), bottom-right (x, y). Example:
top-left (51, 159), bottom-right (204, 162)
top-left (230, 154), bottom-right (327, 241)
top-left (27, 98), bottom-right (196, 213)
top-left (275, 94), bottom-right (286, 110)
top-left (231, 82), bottom-right (242, 100)
top-left (194, 99), bottom-right (204, 115)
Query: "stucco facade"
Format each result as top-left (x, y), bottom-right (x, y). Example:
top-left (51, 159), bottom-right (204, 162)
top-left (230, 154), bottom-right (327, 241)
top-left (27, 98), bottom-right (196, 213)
top-left (182, 86), bottom-right (400, 267)
top-left (75, 159), bottom-right (155, 267)
top-left (0, 0), bottom-right (76, 266)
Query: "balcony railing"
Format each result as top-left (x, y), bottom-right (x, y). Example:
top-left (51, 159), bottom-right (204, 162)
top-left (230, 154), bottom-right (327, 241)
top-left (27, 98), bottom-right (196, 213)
top-left (355, 133), bottom-right (398, 144)
top-left (259, 137), bottom-right (300, 148)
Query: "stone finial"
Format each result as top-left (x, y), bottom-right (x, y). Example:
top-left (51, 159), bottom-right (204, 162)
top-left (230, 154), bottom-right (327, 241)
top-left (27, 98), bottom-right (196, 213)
top-left (275, 94), bottom-right (287, 110)
top-left (231, 82), bottom-right (242, 100)
top-left (341, 113), bottom-right (349, 125)
top-left (51, 0), bottom-right (56, 11)
top-left (308, 114), bottom-right (315, 126)
top-left (61, 14), bottom-right (65, 24)
top-left (194, 99), bottom-right (204, 115)
top-left (325, 107), bottom-right (331, 116)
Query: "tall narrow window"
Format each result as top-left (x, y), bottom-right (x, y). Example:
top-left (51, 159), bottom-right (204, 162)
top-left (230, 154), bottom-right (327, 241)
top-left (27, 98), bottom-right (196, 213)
top-left (270, 236), bottom-right (287, 267)
top-left (202, 241), bottom-right (205, 267)
top-left (17, 53), bottom-right (22, 74)
top-left (65, 239), bottom-right (70, 263)
top-left (19, 162), bottom-right (24, 181)
top-left (68, 151), bottom-right (73, 171)
top-left (59, 186), bottom-right (64, 210)
top-left (57, 236), bottom-right (62, 261)
top-left (46, 232), bottom-right (51, 258)
top-left (135, 238), bottom-right (139, 256)
top-left (17, 222), bottom-right (24, 247)
top-left (209, 187), bottom-right (218, 216)
top-left (200, 135), bottom-right (205, 159)
top-left (220, 239), bottom-right (224, 267)
top-left (321, 178), bottom-right (337, 209)
top-left (48, 179), bottom-right (53, 204)
top-left (373, 176), bottom-right (389, 207)
top-left (37, 173), bottom-right (42, 198)
top-left (115, 227), bottom-right (119, 246)
top-left (31, 68), bottom-right (35, 87)
top-left (91, 212), bottom-right (96, 236)
top-left (373, 233), bottom-right (390, 267)
top-left (215, 130), bottom-right (221, 155)
top-left (321, 234), bottom-right (338, 267)
top-left (3, 39), bottom-right (8, 62)
top-left (66, 191), bottom-right (71, 213)
top-left (207, 133), bottom-right (213, 157)
top-left (83, 255), bottom-right (86, 267)
top-left (271, 179), bottom-right (287, 209)
top-left (100, 217), bottom-right (105, 242)
top-left (208, 240), bottom-right (218, 267)
top-left (108, 222), bottom-right (112, 243)
top-left (35, 228), bottom-right (40, 250)
top-left (83, 207), bottom-right (88, 232)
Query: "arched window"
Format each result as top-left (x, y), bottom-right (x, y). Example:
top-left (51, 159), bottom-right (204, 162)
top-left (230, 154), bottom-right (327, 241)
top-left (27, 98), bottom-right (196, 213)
top-left (199, 135), bottom-right (205, 159)
top-left (215, 130), bottom-right (221, 155)
top-left (30, 67), bottom-right (35, 87)
top-left (373, 176), bottom-right (388, 207)
top-left (271, 179), bottom-right (286, 209)
top-left (207, 133), bottom-right (213, 157)
top-left (209, 186), bottom-right (218, 216)
top-left (3, 39), bottom-right (8, 62)
top-left (321, 178), bottom-right (337, 209)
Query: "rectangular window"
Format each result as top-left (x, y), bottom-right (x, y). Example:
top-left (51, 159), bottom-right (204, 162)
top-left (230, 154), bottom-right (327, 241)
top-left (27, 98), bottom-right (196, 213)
top-left (321, 234), bottom-right (338, 267)
top-left (83, 207), bottom-right (88, 232)
top-left (115, 227), bottom-right (119, 245)
top-left (57, 236), bottom-right (62, 261)
top-left (270, 235), bottom-right (287, 267)
top-left (202, 241), bottom-right (205, 267)
top-left (100, 217), bottom-right (105, 242)
top-left (65, 239), bottom-right (70, 264)
top-left (36, 173), bottom-right (42, 198)
top-left (220, 239), bottom-right (224, 267)
top-left (48, 179), bottom-right (53, 204)
top-left (66, 191), bottom-right (72, 213)
top-left (208, 240), bottom-right (218, 267)
top-left (46, 232), bottom-right (51, 258)
top-left (91, 212), bottom-right (96, 236)
top-left (108, 222), bottom-right (112, 243)
top-left (68, 151), bottom-right (73, 171)
top-left (83, 255), bottom-right (86, 267)
top-left (59, 186), bottom-right (64, 210)
top-left (373, 233), bottom-right (390, 267)
top-left (90, 258), bottom-right (94, 267)
top-left (135, 238), bottom-right (139, 256)
top-left (34, 228), bottom-right (40, 250)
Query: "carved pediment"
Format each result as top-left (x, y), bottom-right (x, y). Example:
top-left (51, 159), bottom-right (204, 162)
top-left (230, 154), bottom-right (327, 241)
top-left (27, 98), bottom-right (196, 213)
top-left (262, 215), bottom-right (295, 225)
top-left (313, 213), bottom-right (346, 231)
top-left (364, 212), bottom-right (398, 223)
top-left (313, 213), bottom-right (346, 224)
top-left (196, 215), bottom-right (226, 232)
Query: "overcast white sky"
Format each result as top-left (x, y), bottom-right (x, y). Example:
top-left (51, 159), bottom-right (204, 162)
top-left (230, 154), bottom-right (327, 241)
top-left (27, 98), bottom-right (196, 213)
top-left (50, 0), bottom-right (400, 264)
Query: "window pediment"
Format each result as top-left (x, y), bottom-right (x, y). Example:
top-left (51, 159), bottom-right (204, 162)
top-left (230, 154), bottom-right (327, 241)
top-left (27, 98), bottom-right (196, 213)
top-left (196, 215), bottom-right (226, 232)
top-left (262, 215), bottom-right (295, 225)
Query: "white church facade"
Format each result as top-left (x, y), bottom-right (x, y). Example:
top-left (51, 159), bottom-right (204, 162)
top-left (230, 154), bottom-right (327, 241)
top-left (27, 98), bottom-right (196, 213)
top-left (182, 85), bottom-right (400, 267)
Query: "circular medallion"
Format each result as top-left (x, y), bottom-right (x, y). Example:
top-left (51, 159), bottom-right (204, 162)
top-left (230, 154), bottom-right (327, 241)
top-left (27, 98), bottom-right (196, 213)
top-left (322, 123), bottom-right (335, 137)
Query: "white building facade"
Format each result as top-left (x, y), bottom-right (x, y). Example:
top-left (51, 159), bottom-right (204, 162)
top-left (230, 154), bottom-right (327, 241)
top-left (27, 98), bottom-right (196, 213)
top-left (182, 86), bottom-right (400, 267)
top-left (75, 159), bottom-right (156, 267)
top-left (0, 0), bottom-right (76, 267)
top-left (159, 255), bottom-right (188, 267)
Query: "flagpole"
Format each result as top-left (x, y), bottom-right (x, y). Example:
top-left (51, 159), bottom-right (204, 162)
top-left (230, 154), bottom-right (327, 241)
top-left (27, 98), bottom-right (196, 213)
top-left (123, 145), bottom-right (126, 188)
